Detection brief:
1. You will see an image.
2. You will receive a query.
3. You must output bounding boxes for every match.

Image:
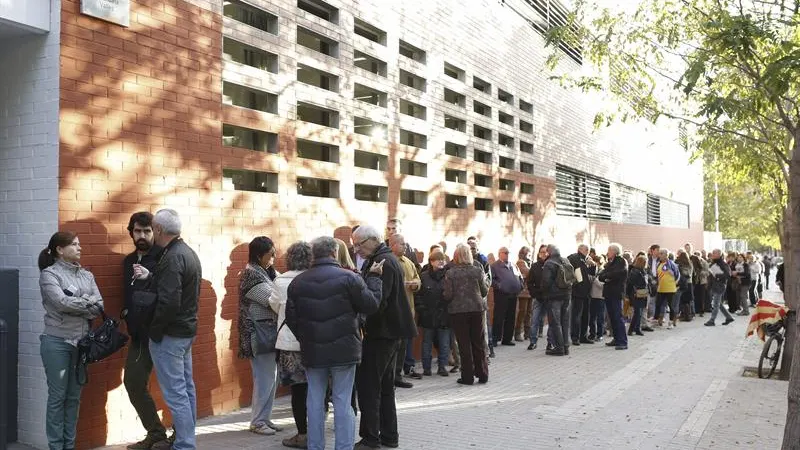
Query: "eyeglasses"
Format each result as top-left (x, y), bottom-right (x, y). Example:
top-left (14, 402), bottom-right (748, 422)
top-left (354, 237), bottom-right (372, 248)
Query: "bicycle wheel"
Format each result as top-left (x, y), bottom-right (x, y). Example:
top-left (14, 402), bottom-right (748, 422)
top-left (758, 334), bottom-right (783, 379)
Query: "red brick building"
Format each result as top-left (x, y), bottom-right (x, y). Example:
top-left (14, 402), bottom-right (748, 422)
top-left (0, 0), bottom-right (703, 448)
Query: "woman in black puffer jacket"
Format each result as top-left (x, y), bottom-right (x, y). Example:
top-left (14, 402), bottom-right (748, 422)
top-left (415, 250), bottom-right (451, 376)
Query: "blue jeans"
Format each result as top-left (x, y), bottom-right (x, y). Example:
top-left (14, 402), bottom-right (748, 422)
top-left (709, 289), bottom-right (734, 322)
top-left (40, 334), bottom-right (82, 450)
top-left (250, 351), bottom-right (277, 427)
top-left (307, 364), bottom-right (357, 450)
top-left (404, 338), bottom-right (416, 371)
top-left (605, 296), bottom-right (628, 346)
top-left (589, 298), bottom-right (606, 338)
top-left (422, 328), bottom-right (451, 370)
top-left (150, 336), bottom-right (197, 450)
top-left (528, 299), bottom-right (548, 346)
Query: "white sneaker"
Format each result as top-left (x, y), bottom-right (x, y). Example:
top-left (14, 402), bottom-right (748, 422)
top-left (250, 423), bottom-right (276, 436)
top-left (667, 323), bottom-right (674, 329)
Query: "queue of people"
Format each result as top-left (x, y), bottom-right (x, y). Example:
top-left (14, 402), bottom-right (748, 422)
top-left (37, 213), bottom-right (775, 450)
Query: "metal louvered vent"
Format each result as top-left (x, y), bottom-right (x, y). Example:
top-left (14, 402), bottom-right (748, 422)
top-left (646, 195), bottom-right (661, 225)
top-left (555, 165), bottom-right (610, 220)
top-left (523, 0), bottom-right (583, 64)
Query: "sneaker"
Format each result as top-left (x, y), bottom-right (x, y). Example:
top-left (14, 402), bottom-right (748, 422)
top-left (266, 421), bottom-right (284, 432)
top-left (437, 366), bottom-right (449, 377)
top-left (423, 368), bottom-right (432, 376)
top-left (127, 435), bottom-right (167, 450)
top-left (514, 335), bottom-right (524, 342)
top-left (667, 322), bottom-right (674, 330)
top-left (250, 423), bottom-right (276, 435)
top-left (407, 368), bottom-right (423, 380)
top-left (281, 433), bottom-right (308, 449)
top-left (489, 348), bottom-right (496, 358)
top-left (449, 365), bottom-right (460, 373)
top-left (527, 343), bottom-right (537, 350)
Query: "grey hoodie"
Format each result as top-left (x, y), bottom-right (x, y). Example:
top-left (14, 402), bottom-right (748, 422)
top-left (40, 259), bottom-right (103, 345)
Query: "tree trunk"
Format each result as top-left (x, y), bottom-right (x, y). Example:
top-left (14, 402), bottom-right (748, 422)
top-left (782, 206), bottom-right (794, 381)
top-left (782, 137), bottom-right (800, 450)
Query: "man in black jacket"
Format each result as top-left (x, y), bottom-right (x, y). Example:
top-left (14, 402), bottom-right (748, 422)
top-left (353, 225), bottom-right (417, 450)
top-left (705, 249), bottom-right (735, 326)
top-left (122, 212), bottom-right (169, 450)
top-left (568, 245), bottom-right (596, 346)
top-left (491, 247), bottom-right (523, 346)
top-left (133, 208), bottom-right (202, 450)
top-left (598, 244), bottom-right (628, 350)
top-left (541, 245), bottom-right (573, 356)
top-left (286, 236), bottom-right (382, 450)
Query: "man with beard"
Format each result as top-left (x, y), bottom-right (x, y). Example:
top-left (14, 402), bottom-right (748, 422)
top-left (122, 212), bottom-right (170, 450)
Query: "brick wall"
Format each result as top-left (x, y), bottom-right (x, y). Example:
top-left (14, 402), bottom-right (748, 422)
top-left (0, 1), bottom-right (61, 447)
top-left (56, 0), bottom-right (703, 448)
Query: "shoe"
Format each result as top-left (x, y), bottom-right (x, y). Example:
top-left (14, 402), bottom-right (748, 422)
top-left (704, 321), bottom-right (715, 326)
top-left (380, 439), bottom-right (400, 448)
top-left (266, 421), bottom-right (284, 432)
top-left (572, 340), bottom-right (581, 346)
top-left (723, 318), bottom-right (735, 325)
top-left (538, 332), bottom-right (544, 338)
top-left (437, 367), bottom-right (449, 377)
top-left (546, 343), bottom-right (555, 351)
top-left (514, 335), bottom-right (524, 342)
top-left (635, 331), bottom-right (644, 336)
top-left (394, 378), bottom-right (413, 388)
top-left (605, 340), bottom-right (618, 347)
top-left (353, 440), bottom-right (380, 449)
top-left (501, 341), bottom-right (516, 346)
top-left (456, 378), bottom-right (474, 385)
top-left (587, 334), bottom-right (596, 341)
top-left (449, 365), bottom-right (460, 373)
top-left (477, 377), bottom-right (488, 384)
top-left (423, 368), bottom-right (432, 376)
top-left (737, 311), bottom-right (749, 316)
top-left (282, 433), bottom-right (308, 449)
top-left (672, 319), bottom-right (678, 327)
top-left (150, 440), bottom-right (171, 450)
top-left (642, 327), bottom-right (655, 332)
top-left (628, 329), bottom-right (634, 336)
top-left (666, 323), bottom-right (674, 329)
top-left (489, 348), bottom-right (496, 358)
top-left (699, 313), bottom-right (705, 317)
top-left (545, 348), bottom-right (565, 356)
top-left (615, 345), bottom-right (628, 350)
top-left (580, 338), bottom-right (595, 344)
top-left (128, 436), bottom-right (168, 450)
top-left (250, 423), bottom-right (276, 435)
top-left (527, 343), bottom-right (537, 350)
top-left (407, 368), bottom-right (423, 380)
top-left (564, 347), bottom-right (570, 355)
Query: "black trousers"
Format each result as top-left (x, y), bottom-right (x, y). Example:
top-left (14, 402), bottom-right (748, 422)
top-left (357, 338), bottom-right (400, 447)
top-left (545, 299), bottom-right (570, 351)
top-left (124, 337), bottom-right (167, 440)
top-left (570, 296), bottom-right (590, 342)
top-left (655, 292), bottom-right (676, 321)
top-left (492, 293), bottom-right (517, 344)
top-left (693, 283), bottom-right (707, 314)
top-left (450, 312), bottom-right (488, 383)
top-left (291, 383), bottom-right (308, 435)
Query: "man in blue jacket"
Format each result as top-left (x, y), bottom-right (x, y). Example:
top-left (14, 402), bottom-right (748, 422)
top-left (286, 236), bottom-right (382, 450)
top-left (491, 247), bottom-right (523, 346)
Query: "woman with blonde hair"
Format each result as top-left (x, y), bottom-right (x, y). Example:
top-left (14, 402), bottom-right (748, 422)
top-left (335, 238), bottom-right (356, 271)
top-left (444, 244), bottom-right (490, 385)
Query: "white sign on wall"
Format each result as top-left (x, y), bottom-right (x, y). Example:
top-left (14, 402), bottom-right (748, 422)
top-left (80, 0), bottom-right (130, 27)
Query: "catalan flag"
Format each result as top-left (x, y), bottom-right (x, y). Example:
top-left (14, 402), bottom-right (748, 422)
top-left (746, 299), bottom-right (788, 341)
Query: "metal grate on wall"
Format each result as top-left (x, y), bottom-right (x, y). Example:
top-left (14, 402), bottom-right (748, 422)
top-left (522, 0), bottom-right (583, 64)
top-left (646, 194), bottom-right (661, 225)
top-left (660, 197), bottom-right (690, 228)
top-left (555, 165), bottom-right (611, 220)
top-left (611, 183), bottom-right (647, 225)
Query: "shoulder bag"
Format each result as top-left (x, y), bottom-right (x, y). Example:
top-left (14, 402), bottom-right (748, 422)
top-left (77, 307), bottom-right (129, 385)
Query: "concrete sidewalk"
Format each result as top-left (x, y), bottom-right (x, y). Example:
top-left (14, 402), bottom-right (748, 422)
top-left (86, 289), bottom-right (789, 449)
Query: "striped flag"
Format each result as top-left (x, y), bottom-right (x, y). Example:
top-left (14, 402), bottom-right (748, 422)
top-left (746, 299), bottom-right (788, 341)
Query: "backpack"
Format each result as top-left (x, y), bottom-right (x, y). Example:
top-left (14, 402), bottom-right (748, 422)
top-left (555, 258), bottom-right (576, 289)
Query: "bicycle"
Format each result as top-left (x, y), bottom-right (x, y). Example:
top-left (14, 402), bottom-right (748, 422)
top-left (758, 319), bottom-right (785, 379)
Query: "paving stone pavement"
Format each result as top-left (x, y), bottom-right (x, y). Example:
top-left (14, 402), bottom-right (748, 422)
top-left (88, 289), bottom-right (789, 450)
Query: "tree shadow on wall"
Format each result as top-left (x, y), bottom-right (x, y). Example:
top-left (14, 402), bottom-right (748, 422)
top-left (193, 279), bottom-right (222, 418)
top-left (61, 219), bottom-right (125, 449)
top-left (220, 243), bottom-right (253, 409)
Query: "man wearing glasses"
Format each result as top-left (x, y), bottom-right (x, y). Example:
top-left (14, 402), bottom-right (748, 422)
top-left (352, 225), bottom-right (417, 450)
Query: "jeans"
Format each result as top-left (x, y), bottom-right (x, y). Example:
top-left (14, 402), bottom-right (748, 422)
top-left (629, 304), bottom-right (643, 333)
top-left (404, 338), bottom-right (416, 371)
top-left (570, 296), bottom-right (589, 342)
top-left (739, 284), bottom-right (751, 314)
top-left (307, 365), bottom-right (357, 450)
top-left (492, 293), bottom-right (517, 344)
top-left (251, 351), bottom-right (278, 427)
top-left (605, 295), bottom-right (628, 346)
top-left (709, 289), bottom-right (734, 322)
top-left (655, 292), bottom-right (676, 321)
top-left (150, 336), bottom-right (197, 450)
top-left (672, 290), bottom-right (682, 318)
top-left (41, 334), bottom-right (82, 450)
top-left (545, 299), bottom-right (570, 352)
top-left (529, 299), bottom-right (548, 346)
top-left (589, 298), bottom-right (606, 338)
top-left (357, 338), bottom-right (399, 447)
top-left (422, 328), bottom-right (450, 371)
top-left (124, 337), bottom-right (167, 440)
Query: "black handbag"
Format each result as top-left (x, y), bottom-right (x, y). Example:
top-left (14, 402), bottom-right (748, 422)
top-left (77, 308), bottom-right (129, 385)
top-left (126, 290), bottom-right (158, 338)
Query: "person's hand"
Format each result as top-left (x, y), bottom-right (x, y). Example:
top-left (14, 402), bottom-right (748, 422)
top-left (132, 264), bottom-right (150, 281)
top-left (369, 260), bottom-right (385, 275)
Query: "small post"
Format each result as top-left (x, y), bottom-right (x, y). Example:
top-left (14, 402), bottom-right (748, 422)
top-left (0, 318), bottom-right (7, 450)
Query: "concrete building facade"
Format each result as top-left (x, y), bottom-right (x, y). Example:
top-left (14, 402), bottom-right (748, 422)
top-left (0, 0), bottom-right (703, 448)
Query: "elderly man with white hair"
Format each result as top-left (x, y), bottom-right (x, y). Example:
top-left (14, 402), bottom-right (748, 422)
top-left (132, 208), bottom-right (202, 450)
top-left (351, 224), bottom-right (417, 450)
top-left (597, 243), bottom-right (629, 350)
